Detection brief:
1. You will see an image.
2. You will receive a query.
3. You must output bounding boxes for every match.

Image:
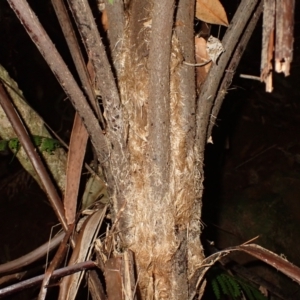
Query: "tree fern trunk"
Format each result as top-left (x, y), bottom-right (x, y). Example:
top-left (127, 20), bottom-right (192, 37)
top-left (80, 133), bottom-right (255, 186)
top-left (103, 0), bottom-right (205, 298)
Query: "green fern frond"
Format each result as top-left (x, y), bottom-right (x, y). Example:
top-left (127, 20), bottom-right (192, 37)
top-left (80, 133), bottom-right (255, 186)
top-left (221, 274), bottom-right (235, 298)
top-left (223, 273), bottom-right (241, 298)
top-left (237, 278), bottom-right (267, 300)
top-left (231, 276), bottom-right (241, 298)
top-left (239, 280), bottom-right (255, 300)
top-left (251, 286), bottom-right (268, 300)
top-left (208, 267), bottom-right (268, 300)
top-left (211, 277), bottom-right (221, 300)
top-left (216, 273), bottom-right (230, 296)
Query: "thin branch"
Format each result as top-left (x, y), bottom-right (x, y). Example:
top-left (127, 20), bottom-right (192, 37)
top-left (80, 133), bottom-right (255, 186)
top-left (66, 0), bottom-right (130, 209)
top-left (66, 0), bottom-right (123, 134)
top-left (175, 0), bottom-right (197, 140)
top-left (104, 0), bottom-right (125, 70)
top-left (194, 0), bottom-right (261, 160)
top-left (7, 0), bottom-right (109, 163)
top-left (206, 0), bottom-right (263, 138)
top-left (38, 224), bottom-right (74, 300)
top-left (0, 232), bottom-right (64, 274)
top-left (0, 261), bottom-right (96, 298)
top-left (147, 0), bottom-right (175, 195)
top-left (174, 0), bottom-right (199, 296)
top-left (239, 74), bottom-right (261, 80)
top-left (51, 0), bottom-right (105, 126)
top-left (0, 83), bottom-right (68, 232)
top-left (183, 59), bottom-right (212, 67)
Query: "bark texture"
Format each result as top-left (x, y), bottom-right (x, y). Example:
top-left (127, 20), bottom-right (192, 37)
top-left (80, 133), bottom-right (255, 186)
top-left (114, 1), bottom-right (204, 298)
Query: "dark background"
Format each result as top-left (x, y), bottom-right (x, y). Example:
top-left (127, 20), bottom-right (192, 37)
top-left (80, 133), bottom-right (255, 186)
top-left (0, 0), bottom-right (299, 299)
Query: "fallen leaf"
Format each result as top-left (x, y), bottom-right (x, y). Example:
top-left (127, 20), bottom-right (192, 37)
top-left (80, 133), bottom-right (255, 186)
top-left (196, 0), bottom-right (229, 26)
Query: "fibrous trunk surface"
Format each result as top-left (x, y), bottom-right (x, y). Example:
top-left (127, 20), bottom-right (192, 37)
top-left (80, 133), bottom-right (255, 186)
top-left (111, 1), bottom-right (204, 298)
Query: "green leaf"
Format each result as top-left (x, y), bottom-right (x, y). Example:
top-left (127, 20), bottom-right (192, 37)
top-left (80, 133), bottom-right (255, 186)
top-left (39, 137), bottom-right (61, 153)
top-left (217, 273), bottom-right (230, 296)
top-left (32, 135), bottom-right (43, 147)
top-left (8, 138), bottom-right (20, 153)
top-left (1, 136), bottom-right (61, 154)
top-left (211, 277), bottom-right (221, 300)
top-left (237, 277), bottom-right (268, 300)
top-left (207, 267), bottom-right (267, 300)
top-left (222, 274), bottom-right (241, 299)
top-left (229, 275), bottom-right (241, 298)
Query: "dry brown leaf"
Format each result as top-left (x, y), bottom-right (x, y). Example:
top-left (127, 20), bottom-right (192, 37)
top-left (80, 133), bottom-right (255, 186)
top-left (105, 256), bottom-right (123, 300)
top-left (58, 208), bottom-right (107, 300)
top-left (64, 113), bottom-right (88, 225)
top-left (101, 10), bottom-right (108, 31)
top-left (238, 244), bottom-right (300, 285)
top-left (196, 0), bottom-right (229, 26)
top-left (195, 37), bottom-right (212, 88)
